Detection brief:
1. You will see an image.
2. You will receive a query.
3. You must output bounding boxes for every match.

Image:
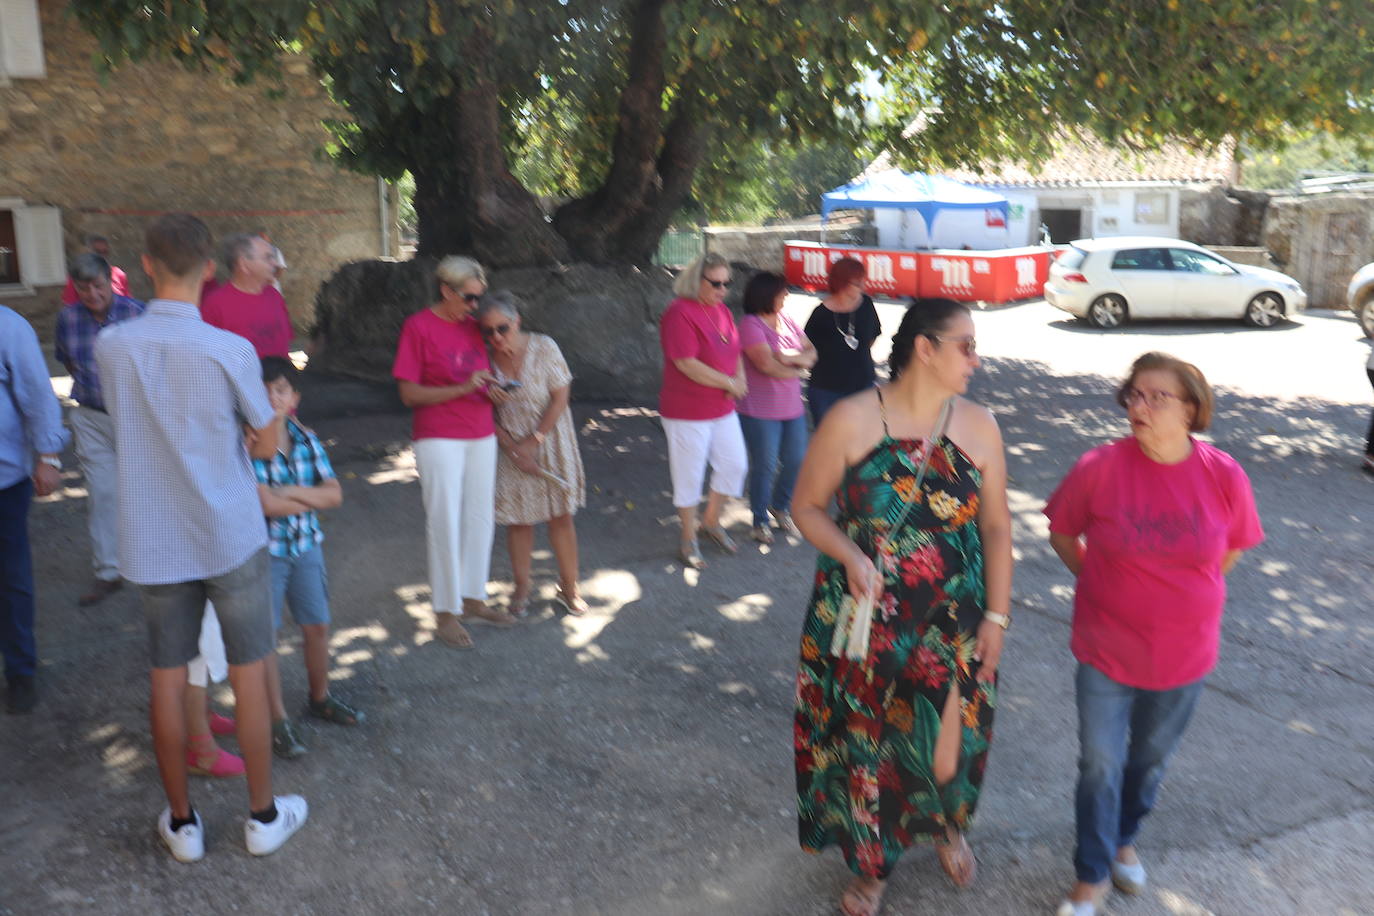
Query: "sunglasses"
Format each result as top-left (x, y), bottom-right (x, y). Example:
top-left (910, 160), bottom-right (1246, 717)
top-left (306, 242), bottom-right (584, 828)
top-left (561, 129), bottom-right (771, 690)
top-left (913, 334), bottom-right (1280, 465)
top-left (462, 293), bottom-right (482, 304)
top-left (928, 334), bottom-right (977, 356)
top-left (480, 323), bottom-right (512, 338)
top-left (703, 278), bottom-right (731, 290)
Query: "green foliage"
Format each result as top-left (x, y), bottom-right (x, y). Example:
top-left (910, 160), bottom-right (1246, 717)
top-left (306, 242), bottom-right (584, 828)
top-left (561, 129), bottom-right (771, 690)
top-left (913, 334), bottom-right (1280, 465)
top-left (1241, 134), bottom-right (1374, 189)
top-left (689, 138), bottom-right (879, 225)
top-left (68, 0), bottom-right (1374, 259)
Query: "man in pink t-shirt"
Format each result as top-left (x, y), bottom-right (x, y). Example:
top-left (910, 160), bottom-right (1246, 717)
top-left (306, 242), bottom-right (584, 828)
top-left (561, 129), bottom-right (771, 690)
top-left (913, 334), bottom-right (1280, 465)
top-left (201, 234), bottom-right (293, 358)
top-left (61, 235), bottom-right (128, 304)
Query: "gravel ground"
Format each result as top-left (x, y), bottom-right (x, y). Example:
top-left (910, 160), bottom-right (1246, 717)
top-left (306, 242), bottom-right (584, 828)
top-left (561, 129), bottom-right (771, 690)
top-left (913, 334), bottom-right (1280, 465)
top-left (3, 300), bottom-right (1371, 915)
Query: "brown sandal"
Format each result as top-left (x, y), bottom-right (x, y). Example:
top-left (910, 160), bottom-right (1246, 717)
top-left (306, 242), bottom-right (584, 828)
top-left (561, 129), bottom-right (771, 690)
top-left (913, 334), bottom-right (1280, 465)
top-left (839, 875), bottom-right (886, 916)
top-left (936, 831), bottom-right (977, 889)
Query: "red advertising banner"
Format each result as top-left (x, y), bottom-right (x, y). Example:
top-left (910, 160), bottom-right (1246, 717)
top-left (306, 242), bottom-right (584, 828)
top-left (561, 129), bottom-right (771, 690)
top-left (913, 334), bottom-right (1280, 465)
top-left (786, 241), bottom-right (1053, 303)
top-left (784, 241), bottom-right (919, 298)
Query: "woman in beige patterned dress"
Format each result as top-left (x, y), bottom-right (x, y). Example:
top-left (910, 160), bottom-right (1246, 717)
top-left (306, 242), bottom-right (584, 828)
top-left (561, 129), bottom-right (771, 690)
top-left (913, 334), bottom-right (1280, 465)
top-left (476, 292), bottom-right (589, 617)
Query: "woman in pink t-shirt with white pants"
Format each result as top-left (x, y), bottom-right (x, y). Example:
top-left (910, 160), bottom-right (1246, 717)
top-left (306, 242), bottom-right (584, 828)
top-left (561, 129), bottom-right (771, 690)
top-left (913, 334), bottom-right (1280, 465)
top-left (393, 256), bottom-right (518, 649)
top-left (1045, 352), bottom-right (1263, 916)
top-left (659, 253), bottom-right (749, 570)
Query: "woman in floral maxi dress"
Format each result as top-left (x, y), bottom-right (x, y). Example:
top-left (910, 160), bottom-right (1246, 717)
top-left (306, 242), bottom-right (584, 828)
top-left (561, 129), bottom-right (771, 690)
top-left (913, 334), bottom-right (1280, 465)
top-left (792, 299), bottom-right (1014, 916)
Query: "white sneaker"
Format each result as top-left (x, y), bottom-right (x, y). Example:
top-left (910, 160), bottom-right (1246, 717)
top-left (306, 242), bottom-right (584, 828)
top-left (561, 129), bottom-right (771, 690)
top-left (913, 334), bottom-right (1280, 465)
top-left (244, 795), bottom-right (308, 856)
top-left (1111, 858), bottom-right (1147, 895)
top-left (157, 807), bottom-right (205, 863)
top-left (1054, 901), bottom-right (1096, 916)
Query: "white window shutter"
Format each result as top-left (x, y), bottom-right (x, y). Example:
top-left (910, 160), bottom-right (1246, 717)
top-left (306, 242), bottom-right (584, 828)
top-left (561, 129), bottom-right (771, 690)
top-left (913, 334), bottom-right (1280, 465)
top-left (0, 0), bottom-right (46, 79)
top-left (14, 206), bottom-right (65, 286)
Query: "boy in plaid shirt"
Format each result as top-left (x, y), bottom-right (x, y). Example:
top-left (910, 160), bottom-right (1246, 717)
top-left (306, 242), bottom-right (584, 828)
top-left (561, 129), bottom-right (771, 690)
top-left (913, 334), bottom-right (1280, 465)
top-left (253, 357), bottom-right (364, 757)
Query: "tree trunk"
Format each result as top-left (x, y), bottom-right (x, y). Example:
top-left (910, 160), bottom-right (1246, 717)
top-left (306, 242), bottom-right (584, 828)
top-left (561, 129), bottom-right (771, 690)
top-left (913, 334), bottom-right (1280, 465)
top-left (553, 0), bottom-right (676, 264)
top-left (607, 103), bottom-right (708, 264)
top-left (415, 31), bottom-right (568, 267)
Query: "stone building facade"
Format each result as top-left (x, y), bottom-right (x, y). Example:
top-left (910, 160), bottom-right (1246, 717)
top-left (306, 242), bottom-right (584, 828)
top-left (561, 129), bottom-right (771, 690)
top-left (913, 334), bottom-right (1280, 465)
top-left (0, 0), bottom-right (397, 334)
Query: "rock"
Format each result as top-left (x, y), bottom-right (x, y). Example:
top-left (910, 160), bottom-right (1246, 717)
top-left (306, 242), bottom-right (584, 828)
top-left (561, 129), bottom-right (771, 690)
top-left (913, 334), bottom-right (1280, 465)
top-left (309, 258), bottom-right (678, 402)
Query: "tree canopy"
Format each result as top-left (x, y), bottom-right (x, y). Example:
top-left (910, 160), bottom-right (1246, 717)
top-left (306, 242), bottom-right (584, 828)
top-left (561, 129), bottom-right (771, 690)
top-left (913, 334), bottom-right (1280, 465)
top-left (71, 0), bottom-right (1374, 266)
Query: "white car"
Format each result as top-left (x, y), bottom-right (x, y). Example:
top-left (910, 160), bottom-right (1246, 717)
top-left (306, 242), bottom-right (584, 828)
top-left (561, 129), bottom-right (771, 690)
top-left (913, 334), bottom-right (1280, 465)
top-left (1044, 237), bottom-right (1307, 329)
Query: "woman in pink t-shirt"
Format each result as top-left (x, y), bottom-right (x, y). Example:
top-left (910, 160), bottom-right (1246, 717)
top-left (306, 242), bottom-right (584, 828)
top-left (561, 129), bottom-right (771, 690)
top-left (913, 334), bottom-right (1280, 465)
top-left (1045, 352), bottom-right (1263, 916)
top-left (736, 271), bottom-right (815, 545)
top-left (659, 252), bottom-right (748, 569)
top-left (393, 256), bottom-right (517, 649)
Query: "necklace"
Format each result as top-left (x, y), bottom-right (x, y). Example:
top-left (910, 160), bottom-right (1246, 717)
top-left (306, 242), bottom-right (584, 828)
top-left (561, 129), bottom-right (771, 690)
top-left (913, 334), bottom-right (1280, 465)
top-left (832, 309), bottom-right (858, 349)
top-left (699, 301), bottom-right (728, 344)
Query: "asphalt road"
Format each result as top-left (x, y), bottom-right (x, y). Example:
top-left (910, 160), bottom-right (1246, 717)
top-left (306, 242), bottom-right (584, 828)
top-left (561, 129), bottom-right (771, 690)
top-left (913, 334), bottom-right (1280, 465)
top-left (4, 300), bottom-right (1371, 915)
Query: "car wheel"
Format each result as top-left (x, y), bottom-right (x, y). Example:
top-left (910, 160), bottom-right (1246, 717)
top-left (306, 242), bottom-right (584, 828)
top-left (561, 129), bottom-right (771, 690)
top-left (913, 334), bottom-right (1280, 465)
top-left (1087, 294), bottom-right (1128, 329)
top-left (1244, 292), bottom-right (1285, 328)
top-left (1359, 296), bottom-right (1374, 338)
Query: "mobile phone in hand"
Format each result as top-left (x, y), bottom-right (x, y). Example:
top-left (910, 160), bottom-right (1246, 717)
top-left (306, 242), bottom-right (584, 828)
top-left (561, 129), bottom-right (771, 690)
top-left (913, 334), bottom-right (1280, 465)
top-left (500, 379), bottom-right (523, 391)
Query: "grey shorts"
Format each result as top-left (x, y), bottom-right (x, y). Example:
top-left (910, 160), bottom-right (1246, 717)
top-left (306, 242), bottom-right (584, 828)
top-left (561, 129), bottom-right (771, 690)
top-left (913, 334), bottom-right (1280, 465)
top-left (140, 548), bottom-right (275, 668)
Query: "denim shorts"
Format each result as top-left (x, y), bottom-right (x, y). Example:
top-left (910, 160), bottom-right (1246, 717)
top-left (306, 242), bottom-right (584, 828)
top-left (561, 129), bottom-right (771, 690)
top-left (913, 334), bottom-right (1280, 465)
top-left (270, 545), bottom-right (331, 630)
top-left (140, 548), bottom-right (274, 668)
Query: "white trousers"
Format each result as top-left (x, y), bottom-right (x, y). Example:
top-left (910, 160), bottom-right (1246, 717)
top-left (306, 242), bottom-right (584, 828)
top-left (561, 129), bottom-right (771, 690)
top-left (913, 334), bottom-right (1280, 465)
top-left (414, 436), bottom-right (497, 613)
top-left (186, 602), bottom-right (228, 687)
top-left (69, 406), bottom-right (120, 581)
top-left (662, 413), bottom-right (748, 508)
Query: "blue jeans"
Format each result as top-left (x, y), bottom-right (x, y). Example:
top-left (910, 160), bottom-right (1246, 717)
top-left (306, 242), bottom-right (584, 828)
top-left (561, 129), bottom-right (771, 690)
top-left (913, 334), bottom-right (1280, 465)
top-left (1073, 663), bottom-right (1203, 883)
top-left (806, 386), bottom-right (848, 427)
top-left (737, 414), bottom-right (809, 527)
top-left (0, 478), bottom-right (36, 680)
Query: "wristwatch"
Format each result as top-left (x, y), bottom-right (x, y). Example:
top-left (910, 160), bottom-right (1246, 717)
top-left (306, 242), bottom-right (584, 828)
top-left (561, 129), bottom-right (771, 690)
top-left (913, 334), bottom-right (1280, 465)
top-left (983, 611), bottom-right (1011, 630)
top-left (38, 455), bottom-right (62, 471)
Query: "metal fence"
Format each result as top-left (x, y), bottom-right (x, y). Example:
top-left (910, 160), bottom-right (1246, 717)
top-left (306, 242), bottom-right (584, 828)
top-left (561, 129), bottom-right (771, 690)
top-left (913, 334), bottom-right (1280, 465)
top-left (652, 229), bottom-right (704, 268)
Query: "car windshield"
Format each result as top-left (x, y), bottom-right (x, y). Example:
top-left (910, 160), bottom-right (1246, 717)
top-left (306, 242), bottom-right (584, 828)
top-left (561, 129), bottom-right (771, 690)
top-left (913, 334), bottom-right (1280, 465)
top-left (1057, 247), bottom-right (1087, 270)
top-left (1169, 248), bottom-right (1234, 276)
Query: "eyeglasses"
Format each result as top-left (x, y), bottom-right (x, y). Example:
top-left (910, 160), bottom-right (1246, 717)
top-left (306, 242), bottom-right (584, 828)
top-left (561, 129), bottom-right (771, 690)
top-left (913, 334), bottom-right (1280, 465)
top-left (1123, 387), bottom-right (1183, 409)
top-left (928, 334), bottom-right (977, 356)
top-left (480, 324), bottom-right (512, 338)
top-left (462, 293), bottom-right (482, 304)
top-left (703, 278), bottom-right (731, 290)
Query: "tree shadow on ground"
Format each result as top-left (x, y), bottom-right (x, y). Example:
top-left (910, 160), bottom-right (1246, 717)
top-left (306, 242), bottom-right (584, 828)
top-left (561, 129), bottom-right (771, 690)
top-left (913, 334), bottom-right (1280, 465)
top-left (9, 356), bottom-right (1372, 914)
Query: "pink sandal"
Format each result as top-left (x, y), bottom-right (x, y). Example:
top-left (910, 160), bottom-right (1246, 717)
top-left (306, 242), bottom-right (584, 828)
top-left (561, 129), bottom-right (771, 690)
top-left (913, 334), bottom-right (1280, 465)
top-left (187, 745), bottom-right (246, 778)
top-left (209, 712), bottom-right (236, 736)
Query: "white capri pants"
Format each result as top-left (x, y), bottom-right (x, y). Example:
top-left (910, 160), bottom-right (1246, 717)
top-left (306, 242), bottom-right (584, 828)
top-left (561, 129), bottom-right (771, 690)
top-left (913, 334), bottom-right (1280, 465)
top-left (186, 601), bottom-right (228, 688)
top-left (414, 436), bottom-right (497, 614)
top-left (662, 413), bottom-right (748, 508)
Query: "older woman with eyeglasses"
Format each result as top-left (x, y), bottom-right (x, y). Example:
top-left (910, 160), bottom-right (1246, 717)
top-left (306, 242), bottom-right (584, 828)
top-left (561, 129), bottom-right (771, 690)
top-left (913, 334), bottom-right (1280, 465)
top-left (393, 256), bottom-right (517, 650)
top-left (659, 252), bottom-right (749, 569)
top-left (1045, 352), bottom-right (1263, 916)
top-left (475, 291), bottom-right (588, 618)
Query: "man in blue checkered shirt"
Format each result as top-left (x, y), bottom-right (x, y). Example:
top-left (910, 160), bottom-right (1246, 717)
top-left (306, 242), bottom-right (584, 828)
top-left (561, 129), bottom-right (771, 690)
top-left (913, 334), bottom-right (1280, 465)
top-left (252, 356), bottom-right (364, 756)
top-left (54, 252), bottom-right (145, 606)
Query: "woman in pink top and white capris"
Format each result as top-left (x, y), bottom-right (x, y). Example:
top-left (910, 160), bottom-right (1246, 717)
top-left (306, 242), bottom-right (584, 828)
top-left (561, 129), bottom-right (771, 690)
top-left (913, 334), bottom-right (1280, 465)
top-left (1044, 352), bottom-right (1263, 916)
top-left (659, 253), bottom-right (749, 570)
top-left (393, 256), bottom-right (518, 649)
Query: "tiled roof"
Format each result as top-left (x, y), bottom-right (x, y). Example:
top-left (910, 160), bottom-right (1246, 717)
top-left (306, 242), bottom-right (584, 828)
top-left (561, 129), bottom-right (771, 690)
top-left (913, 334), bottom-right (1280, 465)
top-left (865, 131), bottom-right (1235, 187)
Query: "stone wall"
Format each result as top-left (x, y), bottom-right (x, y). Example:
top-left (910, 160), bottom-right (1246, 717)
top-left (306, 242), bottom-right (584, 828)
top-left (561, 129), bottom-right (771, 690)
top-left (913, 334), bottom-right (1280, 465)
top-left (1209, 247), bottom-right (1278, 269)
top-left (703, 221), bottom-right (877, 273)
top-left (1176, 186), bottom-right (1269, 247)
top-left (311, 259), bottom-right (676, 402)
top-left (0, 0), bottom-right (394, 332)
top-left (1263, 193), bottom-right (1374, 308)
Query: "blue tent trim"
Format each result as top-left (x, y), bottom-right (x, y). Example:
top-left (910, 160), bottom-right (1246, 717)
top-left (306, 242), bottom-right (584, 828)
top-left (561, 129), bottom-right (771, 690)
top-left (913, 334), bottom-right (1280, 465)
top-left (821, 170), bottom-right (1009, 228)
